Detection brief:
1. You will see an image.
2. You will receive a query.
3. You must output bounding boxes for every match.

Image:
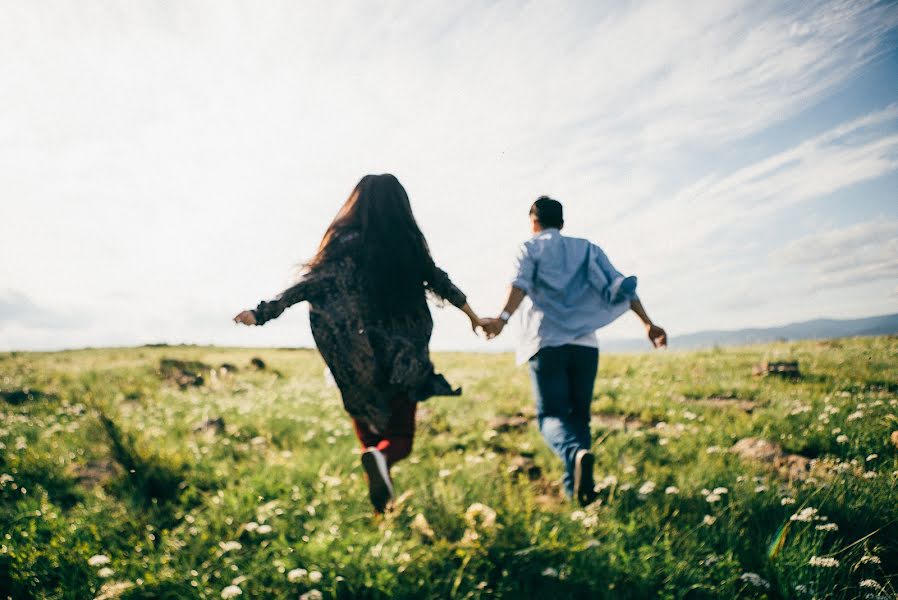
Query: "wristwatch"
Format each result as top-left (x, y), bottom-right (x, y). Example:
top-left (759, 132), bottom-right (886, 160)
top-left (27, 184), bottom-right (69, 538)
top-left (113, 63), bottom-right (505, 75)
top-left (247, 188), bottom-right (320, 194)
top-left (499, 310), bottom-right (511, 322)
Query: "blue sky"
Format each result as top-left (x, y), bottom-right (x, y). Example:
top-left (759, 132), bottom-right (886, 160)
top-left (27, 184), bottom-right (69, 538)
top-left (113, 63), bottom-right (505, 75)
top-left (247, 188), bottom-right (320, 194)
top-left (1, 0), bottom-right (896, 352)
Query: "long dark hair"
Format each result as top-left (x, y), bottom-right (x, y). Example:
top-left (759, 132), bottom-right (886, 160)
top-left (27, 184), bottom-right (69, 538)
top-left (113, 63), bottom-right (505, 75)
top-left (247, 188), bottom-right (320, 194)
top-left (307, 174), bottom-right (435, 318)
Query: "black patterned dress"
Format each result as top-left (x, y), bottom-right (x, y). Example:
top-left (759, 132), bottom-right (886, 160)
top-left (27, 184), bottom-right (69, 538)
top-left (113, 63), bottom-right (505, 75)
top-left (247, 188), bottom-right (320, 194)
top-left (252, 234), bottom-right (466, 431)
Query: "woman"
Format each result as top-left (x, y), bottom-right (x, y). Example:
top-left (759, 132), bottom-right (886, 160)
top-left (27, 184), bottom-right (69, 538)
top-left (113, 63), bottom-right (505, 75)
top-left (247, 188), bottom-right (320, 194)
top-left (234, 174), bottom-right (484, 512)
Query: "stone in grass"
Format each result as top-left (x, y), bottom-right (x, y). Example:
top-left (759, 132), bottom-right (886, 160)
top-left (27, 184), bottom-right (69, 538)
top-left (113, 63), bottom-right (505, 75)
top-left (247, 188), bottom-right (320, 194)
top-left (752, 361), bottom-right (800, 378)
top-left (730, 437), bottom-right (811, 481)
top-left (158, 358), bottom-right (208, 388)
top-left (250, 357), bottom-right (266, 370)
top-left (194, 416), bottom-right (226, 434)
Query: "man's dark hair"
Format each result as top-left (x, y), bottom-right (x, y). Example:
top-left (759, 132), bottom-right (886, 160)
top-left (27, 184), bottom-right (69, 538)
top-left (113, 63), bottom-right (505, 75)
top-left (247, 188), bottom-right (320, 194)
top-left (529, 196), bottom-right (564, 229)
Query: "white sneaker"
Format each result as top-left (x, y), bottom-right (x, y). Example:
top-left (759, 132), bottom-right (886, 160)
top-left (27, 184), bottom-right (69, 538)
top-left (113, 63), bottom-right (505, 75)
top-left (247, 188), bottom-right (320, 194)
top-left (361, 447), bottom-right (394, 512)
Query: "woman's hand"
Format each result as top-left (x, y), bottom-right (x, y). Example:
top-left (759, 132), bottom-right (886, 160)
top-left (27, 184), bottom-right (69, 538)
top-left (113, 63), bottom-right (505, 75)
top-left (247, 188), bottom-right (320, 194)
top-left (460, 303), bottom-right (487, 336)
top-left (469, 315), bottom-right (489, 335)
top-left (233, 310), bottom-right (257, 326)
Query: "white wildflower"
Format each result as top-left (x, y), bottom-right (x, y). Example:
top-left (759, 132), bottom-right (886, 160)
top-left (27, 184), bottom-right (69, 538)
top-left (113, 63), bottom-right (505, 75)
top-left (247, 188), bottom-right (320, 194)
top-left (847, 410), bottom-right (863, 421)
top-left (705, 493), bottom-right (721, 503)
top-left (712, 487), bottom-right (728, 495)
top-left (88, 555), bottom-right (111, 567)
top-left (809, 556), bottom-right (839, 568)
top-left (860, 579), bottom-right (880, 590)
top-left (754, 485), bottom-right (768, 493)
top-left (219, 541), bottom-right (242, 553)
top-left (287, 568), bottom-right (307, 583)
top-left (256, 524), bottom-right (272, 534)
top-left (221, 585), bottom-right (242, 599)
top-left (739, 572), bottom-right (770, 589)
top-left (300, 590), bottom-right (323, 600)
top-left (464, 503), bottom-right (497, 530)
top-left (706, 446), bottom-right (722, 454)
top-left (411, 513), bottom-right (435, 539)
top-left (570, 510), bottom-right (586, 522)
top-left (308, 571), bottom-right (322, 583)
top-left (702, 515), bottom-right (716, 525)
top-left (243, 522), bottom-right (259, 532)
top-left (541, 567), bottom-right (559, 578)
top-left (97, 567), bottom-right (114, 578)
top-left (859, 555), bottom-right (881, 565)
top-left (836, 434), bottom-right (849, 444)
top-left (866, 454), bottom-right (878, 462)
top-left (665, 486), bottom-right (680, 495)
top-left (638, 481), bottom-right (656, 496)
top-left (863, 471), bottom-right (877, 479)
top-left (815, 523), bottom-right (838, 532)
top-left (438, 469), bottom-right (452, 478)
top-left (790, 507), bottom-right (819, 522)
top-left (781, 497), bottom-right (796, 506)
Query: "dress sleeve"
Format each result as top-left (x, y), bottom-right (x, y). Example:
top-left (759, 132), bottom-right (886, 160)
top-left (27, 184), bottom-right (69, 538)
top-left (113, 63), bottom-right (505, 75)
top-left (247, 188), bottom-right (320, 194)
top-left (252, 270), bottom-right (328, 325)
top-left (426, 265), bottom-right (467, 308)
top-left (510, 243), bottom-right (535, 295)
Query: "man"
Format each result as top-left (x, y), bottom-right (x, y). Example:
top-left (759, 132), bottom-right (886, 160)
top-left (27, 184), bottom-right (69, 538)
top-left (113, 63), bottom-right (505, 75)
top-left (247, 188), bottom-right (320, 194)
top-left (483, 196), bottom-right (666, 506)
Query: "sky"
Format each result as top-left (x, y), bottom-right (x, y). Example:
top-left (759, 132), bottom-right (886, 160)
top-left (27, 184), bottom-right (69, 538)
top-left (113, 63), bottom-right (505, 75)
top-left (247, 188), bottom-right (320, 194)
top-left (1, 0), bottom-right (897, 353)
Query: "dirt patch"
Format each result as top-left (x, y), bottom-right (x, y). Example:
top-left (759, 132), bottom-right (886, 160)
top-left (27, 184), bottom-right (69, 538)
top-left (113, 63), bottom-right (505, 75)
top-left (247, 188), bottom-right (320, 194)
top-left (691, 397), bottom-right (757, 413)
top-left (194, 416), bottom-right (226, 434)
top-left (489, 414), bottom-right (531, 432)
top-left (730, 437), bottom-right (811, 481)
top-left (506, 455), bottom-right (542, 480)
top-left (69, 459), bottom-right (122, 490)
top-left (159, 358), bottom-right (208, 388)
top-left (1, 387), bottom-right (56, 405)
top-left (591, 413), bottom-right (645, 431)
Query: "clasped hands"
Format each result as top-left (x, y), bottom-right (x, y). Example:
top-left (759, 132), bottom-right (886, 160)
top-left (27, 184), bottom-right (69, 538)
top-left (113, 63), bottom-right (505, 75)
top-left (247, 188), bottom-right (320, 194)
top-left (471, 317), bottom-right (505, 340)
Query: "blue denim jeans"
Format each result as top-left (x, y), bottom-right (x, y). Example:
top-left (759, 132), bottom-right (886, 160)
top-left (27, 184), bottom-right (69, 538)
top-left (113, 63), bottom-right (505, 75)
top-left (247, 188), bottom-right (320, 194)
top-left (528, 344), bottom-right (598, 497)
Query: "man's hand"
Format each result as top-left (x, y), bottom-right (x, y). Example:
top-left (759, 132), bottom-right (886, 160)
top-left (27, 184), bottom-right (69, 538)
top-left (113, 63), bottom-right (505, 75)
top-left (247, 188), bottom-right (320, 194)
top-left (233, 310), bottom-right (257, 326)
top-left (482, 318), bottom-right (506, 339)
top-left (646, 323), bottom-right (667, 348)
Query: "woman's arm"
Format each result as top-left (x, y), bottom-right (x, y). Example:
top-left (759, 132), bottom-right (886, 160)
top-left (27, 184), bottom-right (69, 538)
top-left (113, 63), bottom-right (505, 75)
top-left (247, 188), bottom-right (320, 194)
top-left (427, 266), bottom-right (485, 334)
top-left (233, 272), bottom-right (324, 327)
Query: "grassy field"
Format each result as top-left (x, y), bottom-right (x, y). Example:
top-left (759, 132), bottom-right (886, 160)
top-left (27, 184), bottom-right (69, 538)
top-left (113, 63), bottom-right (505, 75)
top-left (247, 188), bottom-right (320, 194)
top-left (1, 337), bottom-right (896, 599)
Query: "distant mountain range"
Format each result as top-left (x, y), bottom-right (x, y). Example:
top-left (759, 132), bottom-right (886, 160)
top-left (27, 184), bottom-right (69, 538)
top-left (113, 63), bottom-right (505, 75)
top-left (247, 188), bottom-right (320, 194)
top-left (601, 313), bottom-right (898, 352)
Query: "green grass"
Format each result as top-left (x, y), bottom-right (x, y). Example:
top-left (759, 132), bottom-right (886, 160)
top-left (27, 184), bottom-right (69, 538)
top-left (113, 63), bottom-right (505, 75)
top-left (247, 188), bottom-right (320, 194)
top-left (1, 337), bottom-right (896, 599)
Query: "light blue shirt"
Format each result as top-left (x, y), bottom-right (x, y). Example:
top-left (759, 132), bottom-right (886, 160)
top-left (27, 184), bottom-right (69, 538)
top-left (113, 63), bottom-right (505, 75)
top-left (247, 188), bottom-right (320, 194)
top-left (511, 228), bottom-right (638, 364)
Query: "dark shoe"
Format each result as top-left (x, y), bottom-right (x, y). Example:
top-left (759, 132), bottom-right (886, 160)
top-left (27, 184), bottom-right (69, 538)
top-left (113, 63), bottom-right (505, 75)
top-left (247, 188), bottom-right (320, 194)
top-left (361, 447), bottom-right (394, 513)
top-left (573, 449), bottom-right (597, 506)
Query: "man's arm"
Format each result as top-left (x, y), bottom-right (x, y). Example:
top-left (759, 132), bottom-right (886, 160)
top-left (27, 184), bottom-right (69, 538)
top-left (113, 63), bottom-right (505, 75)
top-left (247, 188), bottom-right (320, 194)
top-left (630, 298), bottom-right (667, 348)
top-left (483, 286), bottom-right (526, 339)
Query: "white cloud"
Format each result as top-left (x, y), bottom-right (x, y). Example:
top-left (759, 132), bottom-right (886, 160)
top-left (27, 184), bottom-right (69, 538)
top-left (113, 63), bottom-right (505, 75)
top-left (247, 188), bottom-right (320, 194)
top-left (782, 219), bottom-right (898, 288)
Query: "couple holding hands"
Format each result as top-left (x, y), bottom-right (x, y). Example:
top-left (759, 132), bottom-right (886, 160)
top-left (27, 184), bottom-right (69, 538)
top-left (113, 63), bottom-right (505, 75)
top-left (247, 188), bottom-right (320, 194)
top-left (234, 174), bottom-right (667, 512)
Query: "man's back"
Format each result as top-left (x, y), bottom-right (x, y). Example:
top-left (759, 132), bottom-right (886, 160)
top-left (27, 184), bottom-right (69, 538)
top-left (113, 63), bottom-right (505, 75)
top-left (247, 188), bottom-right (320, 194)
top-left (511, 228), bottom-right (637, 363)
